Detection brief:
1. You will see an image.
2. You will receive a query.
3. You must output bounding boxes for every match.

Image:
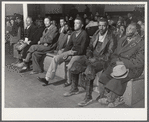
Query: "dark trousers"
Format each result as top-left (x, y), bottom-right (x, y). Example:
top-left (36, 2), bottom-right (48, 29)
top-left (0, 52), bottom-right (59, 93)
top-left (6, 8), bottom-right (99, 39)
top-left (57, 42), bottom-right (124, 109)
top-left (32, 51), bottom-right (45, 72)
top-left (70, 56), bottom-right (105, 99)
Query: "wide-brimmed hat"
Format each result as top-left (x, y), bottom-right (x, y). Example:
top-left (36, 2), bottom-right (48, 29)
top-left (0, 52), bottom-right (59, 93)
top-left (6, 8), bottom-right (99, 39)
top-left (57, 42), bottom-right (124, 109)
top-left (111, 65), bottom-right (129, 79)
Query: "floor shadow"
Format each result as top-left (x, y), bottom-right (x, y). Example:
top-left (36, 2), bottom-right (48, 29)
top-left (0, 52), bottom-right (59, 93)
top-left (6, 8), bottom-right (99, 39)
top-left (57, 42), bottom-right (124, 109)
top-left (52, 79), bottom-right (66, 86)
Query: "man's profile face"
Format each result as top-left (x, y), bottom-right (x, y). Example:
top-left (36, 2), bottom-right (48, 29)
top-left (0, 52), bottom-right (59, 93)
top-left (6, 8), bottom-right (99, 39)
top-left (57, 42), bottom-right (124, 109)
top-left (74, 19), bottom-right (82, 31)
top-left (44, 18), bottom-right (51, 27)
top-left (126, 24), bottom-right (137, 37)
top-left (98, 21), bottom-right (108, 35)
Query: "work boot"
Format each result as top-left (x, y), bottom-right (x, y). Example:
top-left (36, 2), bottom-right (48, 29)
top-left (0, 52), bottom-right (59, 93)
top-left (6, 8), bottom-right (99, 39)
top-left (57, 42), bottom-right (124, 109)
top-left (96, 81), bottom-right (106, 101)
top-left (78, 97), bottom-right (93, 107)
top-left (78, 79), bottom-right (94, 107)
top-left (63, 73), bottom-right (79, 97)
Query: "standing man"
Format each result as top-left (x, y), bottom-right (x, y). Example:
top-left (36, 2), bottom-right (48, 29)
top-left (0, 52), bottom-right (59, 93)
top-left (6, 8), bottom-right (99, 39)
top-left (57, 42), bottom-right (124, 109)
top-left (63, 18), bottom-right (117, 107)
top-left (19, 17), bottom-right (59, 74)
top-left (37, 17), bottom-right (89, 86)
top-left (97, 23), bottom-right (144, 107)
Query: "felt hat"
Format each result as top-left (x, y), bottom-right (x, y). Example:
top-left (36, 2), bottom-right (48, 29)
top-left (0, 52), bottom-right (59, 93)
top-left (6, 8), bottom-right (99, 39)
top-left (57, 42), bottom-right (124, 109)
top-left (111, 65), bottom-right (129, 79)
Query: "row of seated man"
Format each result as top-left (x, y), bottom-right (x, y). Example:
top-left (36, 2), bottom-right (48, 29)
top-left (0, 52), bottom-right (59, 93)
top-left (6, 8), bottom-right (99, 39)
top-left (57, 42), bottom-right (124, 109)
top-left (12, 16), bottom-right (144, 107)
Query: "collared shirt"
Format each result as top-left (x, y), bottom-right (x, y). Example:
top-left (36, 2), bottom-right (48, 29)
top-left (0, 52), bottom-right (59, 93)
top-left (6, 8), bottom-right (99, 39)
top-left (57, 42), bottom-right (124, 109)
top-left (98, 30), bottom-right (108, 42)
top-left (26, 25), bottom-right (31, 29)
top-left (60, 26), bottom-right (65, 33)
top-left (75, 29), bottom-right (82, 37)
top-left (44, 25), bottom-right (52, 33)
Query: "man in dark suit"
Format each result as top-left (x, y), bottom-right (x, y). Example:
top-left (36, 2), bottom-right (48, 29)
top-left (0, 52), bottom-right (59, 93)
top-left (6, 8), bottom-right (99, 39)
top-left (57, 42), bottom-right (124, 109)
top-left (13, 17), bottom-right (37, 67)
top-left (19, 17), bottom-right (59, 74)
top-left (97, 23), bottom-right (144, 107)
top-left (63, 18), bottom-right (117, 107)
top-left (21, 18), bottom-right (45, 60)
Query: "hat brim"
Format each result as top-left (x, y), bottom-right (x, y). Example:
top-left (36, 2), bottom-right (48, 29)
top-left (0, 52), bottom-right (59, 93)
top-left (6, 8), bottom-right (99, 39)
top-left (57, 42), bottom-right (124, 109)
top-left (111, 69), bottom-right (129, 79)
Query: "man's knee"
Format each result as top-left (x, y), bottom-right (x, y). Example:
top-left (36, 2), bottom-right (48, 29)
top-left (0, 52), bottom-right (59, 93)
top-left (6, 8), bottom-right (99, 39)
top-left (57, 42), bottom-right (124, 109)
top-left (53, 55), bottom-right (59, 63)
top-left (32, 52), bottom-right (37, 58)
top-left (84, 65), bottom-right (96, 80)
top-left (70, 61), bottom-right (86, 74)
top-left (28, 45), bottom-right (38, 52)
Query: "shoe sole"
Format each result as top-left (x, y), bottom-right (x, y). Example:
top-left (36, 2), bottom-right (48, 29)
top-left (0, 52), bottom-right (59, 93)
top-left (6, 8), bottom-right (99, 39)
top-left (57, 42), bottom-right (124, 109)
top-left (63, 91), bottom-right (79, 97)
top-left (30, 72), bottom-right (39, 75)
top-left (78, 99), bottom-right (93, 107)
top-left (37, 77), bottom-right (50, 86)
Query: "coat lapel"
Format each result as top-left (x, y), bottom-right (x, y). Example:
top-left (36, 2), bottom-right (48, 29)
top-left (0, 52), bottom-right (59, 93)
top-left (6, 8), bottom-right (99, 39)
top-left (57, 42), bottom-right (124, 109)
top-left (74, 30), bottom-right (83, 40)
top-left (118, 35), bottom-right (141, 54)
top-left (43, 25), bottom-right (53, 36)
top-left (98, 31), bottom-right (110, 53)
top-left (93, 33), bottom-right (99, 48)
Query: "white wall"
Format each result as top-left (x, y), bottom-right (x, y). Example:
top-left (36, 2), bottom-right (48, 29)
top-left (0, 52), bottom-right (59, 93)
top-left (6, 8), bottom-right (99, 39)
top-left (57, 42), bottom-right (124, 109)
top-left (5, 4), bottom-right (23, 16)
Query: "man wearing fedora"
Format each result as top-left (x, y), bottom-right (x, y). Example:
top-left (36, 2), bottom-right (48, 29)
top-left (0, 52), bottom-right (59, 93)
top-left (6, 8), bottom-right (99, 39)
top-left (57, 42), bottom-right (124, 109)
top-left (97, 22), bottom-right (144, 107)
top-left (63, 18), bottom-right (117, 107)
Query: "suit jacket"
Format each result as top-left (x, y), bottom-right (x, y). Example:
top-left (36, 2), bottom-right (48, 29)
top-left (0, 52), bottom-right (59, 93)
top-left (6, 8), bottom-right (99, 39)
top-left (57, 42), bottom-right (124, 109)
top-left (39, 24), bottom-right (58, 44)
top-left (86, 29), bottom-right (117, 60)
top-left (56, 33), bottom-right (69, 51)
top-left (110, 34), bottom-right (144, 78)
top-left (30, 26), bottom-right (45, 45)
top-left (100, 34), bottom-right (144, 96)
top-left (24, 24), bottom-right (37, 41)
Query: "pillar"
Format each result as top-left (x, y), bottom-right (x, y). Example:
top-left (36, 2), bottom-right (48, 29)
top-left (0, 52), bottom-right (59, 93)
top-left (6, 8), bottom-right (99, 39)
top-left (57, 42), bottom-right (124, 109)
top-left (23, 3), bottom-right (28, 28)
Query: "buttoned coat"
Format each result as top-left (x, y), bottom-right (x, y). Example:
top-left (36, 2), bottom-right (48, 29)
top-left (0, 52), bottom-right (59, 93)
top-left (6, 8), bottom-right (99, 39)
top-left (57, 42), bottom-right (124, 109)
top-left (39, 24), bottom-right (59, 44)
top-left (99, 34), bottom-right (144, 96)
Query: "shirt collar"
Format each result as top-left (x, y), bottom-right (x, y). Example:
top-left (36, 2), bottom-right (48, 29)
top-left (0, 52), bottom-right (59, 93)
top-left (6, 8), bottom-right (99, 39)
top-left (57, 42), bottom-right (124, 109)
top-left (98, 30), bottom-right (108, 42)
top-left (75, 29), bottom-right (82, 37)
top-left (26, 25), bottom-right (31, 29)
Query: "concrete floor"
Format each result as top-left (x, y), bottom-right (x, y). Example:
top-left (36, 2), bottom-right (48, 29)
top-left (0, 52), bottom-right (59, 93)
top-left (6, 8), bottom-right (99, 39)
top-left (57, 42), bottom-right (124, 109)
top-left (5, 48), bottom-right (143, 108)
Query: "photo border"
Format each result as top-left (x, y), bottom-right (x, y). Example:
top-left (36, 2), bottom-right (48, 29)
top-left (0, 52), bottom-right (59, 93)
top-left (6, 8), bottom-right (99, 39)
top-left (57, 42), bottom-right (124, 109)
top-left (1, 0), bottom-right (148, 121)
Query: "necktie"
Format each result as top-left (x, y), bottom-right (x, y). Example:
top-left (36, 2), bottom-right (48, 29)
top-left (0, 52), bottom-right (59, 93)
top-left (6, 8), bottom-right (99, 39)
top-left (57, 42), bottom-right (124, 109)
top-left (45, 28), bottom-right (48, 33)
top-left (45, 25), bottom-right (51, 33)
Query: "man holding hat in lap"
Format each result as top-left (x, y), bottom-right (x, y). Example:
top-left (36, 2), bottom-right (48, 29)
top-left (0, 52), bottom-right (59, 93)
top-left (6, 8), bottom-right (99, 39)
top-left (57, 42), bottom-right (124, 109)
top-left (97, 22), bottom-right (144, 107)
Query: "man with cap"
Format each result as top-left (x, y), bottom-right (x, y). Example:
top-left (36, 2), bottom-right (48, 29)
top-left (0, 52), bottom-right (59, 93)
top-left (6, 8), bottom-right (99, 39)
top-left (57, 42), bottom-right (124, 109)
top-left (37, 17), bottom-right (90, 86)
top-left (97, 22), bottom-right (144, 107)
top-left (63, 18), bottom-right (117, 107)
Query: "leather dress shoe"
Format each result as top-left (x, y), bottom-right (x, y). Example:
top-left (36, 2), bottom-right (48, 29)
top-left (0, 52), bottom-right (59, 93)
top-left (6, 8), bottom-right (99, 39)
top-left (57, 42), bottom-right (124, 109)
top-left (37, 77), bottom-right (50, 86)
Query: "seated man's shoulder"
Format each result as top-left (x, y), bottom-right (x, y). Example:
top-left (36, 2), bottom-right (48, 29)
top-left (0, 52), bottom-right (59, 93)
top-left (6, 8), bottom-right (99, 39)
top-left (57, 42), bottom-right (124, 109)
top-left (82, 30), bottom-right (88, 35)
top-left (51, 24), bottom-right (58, 30)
